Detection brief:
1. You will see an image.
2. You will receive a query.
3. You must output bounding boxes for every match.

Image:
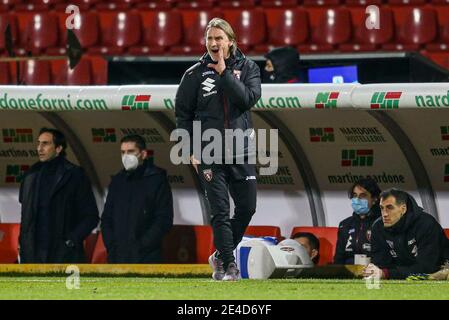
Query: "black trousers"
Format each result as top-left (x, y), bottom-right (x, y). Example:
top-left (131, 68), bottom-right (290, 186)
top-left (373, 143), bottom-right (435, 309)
top-left (199, 163), bottom-right (257, 269)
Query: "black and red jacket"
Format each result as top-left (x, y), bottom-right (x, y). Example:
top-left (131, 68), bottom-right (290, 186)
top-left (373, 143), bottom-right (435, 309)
top-left (175, 49), bottom-right (261, 170)
top-left (371, 193), bottom-right (449, 279)
top-left (333, 205), bottom-right (381, 265)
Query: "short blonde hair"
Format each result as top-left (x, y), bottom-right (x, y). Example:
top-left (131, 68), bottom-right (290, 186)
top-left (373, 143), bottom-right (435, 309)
top-left (205, 18), bottom-right (237, 56)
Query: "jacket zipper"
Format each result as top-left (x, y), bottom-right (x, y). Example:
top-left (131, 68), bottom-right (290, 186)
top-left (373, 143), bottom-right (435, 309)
top-left (223, 95), bottom-right (229, 129)
top-left (356, 221), bottom-right (364, 251)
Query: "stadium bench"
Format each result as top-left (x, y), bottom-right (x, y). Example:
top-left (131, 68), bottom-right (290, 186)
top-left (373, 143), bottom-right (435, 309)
top-left (290, 226), bottom-right (338, 266)
top-left (244, 225), bottom-right (282, 241)
top-left (0, 223), bottom-right (20, 263)
top-left (162, 225), bottom-right (215, 264)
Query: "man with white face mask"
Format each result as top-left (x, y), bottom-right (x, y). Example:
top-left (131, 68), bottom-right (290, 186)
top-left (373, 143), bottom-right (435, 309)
top-left (101, 135), bottom-right (173, 263)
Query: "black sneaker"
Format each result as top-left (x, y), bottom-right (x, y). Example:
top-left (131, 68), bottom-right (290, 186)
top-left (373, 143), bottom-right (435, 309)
top-left (222, 262), bottom-right (240, 281)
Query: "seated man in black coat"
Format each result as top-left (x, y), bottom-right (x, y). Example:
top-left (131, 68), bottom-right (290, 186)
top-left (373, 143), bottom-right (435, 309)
top-left (364, 188), bottom-right (449, 280)
top-left (334, 177), bottom-right (381, 265)
top-left (101, 134), bottom-right (174, 263)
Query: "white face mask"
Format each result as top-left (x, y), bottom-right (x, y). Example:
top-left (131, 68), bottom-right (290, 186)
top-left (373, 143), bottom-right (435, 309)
top-left (122, 154), bottom-right (139, 171)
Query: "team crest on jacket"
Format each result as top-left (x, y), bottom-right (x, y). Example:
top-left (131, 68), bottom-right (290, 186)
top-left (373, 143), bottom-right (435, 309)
top-left (203, 169), bottom-right (213, 182)
top-left (366, 230), bottom-right (372, 242)
top-left (233, 70), bottom-right (241, 80)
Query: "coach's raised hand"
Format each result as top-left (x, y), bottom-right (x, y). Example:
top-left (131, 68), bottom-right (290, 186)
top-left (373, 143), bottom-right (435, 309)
top-left (207, 46), bottom-right (226, 76)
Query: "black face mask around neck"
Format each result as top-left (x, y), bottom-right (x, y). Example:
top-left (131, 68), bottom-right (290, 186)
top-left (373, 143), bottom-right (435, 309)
top-left (262, 70), bottom-right (276, 83)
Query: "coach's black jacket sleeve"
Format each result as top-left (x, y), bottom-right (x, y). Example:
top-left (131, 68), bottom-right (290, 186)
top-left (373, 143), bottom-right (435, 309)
top-left (175, 66), bottom-right (199, 138)
top-left (221, 60), bottom-right (261, 112)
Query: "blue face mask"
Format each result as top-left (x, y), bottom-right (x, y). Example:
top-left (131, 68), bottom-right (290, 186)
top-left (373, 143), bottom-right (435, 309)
top-left (351, 198), bottom-right (370, 215)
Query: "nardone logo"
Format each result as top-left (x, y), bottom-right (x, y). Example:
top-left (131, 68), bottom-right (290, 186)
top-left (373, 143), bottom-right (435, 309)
top-left (315, 92), bottom-right (339, 109)
top-left (441, 126), bottom-right (449, 141)
top-left (5, 164), bottom-right (30, 183)
top-left (341, 149), bottom-right (374, 167)
top-left (121, 95), bottom-right (151, 111)
top-left (370, 92), bottom-right (402, 109)
top-left (2, 129), bottom-right (33, 143)
top-left (309, 128), bottom-right (335, 142)
top-left (415, 91), bottom-right (449, 108)
top-left (92, 128), bottom-right (117, 143)
top-left (445, 164), bottom-right (449, 183)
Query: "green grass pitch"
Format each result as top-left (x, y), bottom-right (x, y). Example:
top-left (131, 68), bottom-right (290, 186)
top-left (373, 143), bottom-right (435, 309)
top-left (1, 277), bottom-right (449, 300)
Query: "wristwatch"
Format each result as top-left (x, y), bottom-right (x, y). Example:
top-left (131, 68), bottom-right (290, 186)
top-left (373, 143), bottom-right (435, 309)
top-left (65, 239), bottom-right (75, 248)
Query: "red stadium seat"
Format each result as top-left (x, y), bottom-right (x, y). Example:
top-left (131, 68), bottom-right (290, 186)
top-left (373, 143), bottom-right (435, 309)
top-left (24, 13), bottom-right (59, 55)
top-left (15, 0), bottom-right (55, 11)
top-left (129, 10), bottom-right (181, 55)
top-left (112, 0), bottom-right (150, 4)
top-left (0, 0), bottom-right (22, 11)
top-left (387, 0), bottom-right (426, 5)
top-left (170, 9), bottom-right (222, 55)
top-left (345, 0), bottom-right (383, 6)
top-left (96, 0), bottom-right (146, 11)
top-left (300, 8), bottom-right (351, 52)
top-left (0, 223), bottom-right (20, 263)
top-left (0, 62), bottom-right (11, 84)
top-left (422, 51), bottom-right (449, 69)
top-left (96, 3), bottom-right (131, 11)
top-left (261, 0), bottom-right (299, 8)
top-left (290, 226), bottom-right (338, 266)
top-left (245, 225), bottom-right (282, 240)
top-left (223, 9), bottom-right (266, 52)
top-left (136, 1), bottom-right (174, 9)
top-left (340, 8), bottom-right (394, 52)
top-left (177, 0), bottom-right (215, 9)
top-left (65, 12), bottom-right (100, 50)
top-left (0, 0), bottom-right (22, 5)
top-left (303, 0), bottom-right (342, 6)
top-left (162, 225), bottom-right (215, 263)
top-left (444, 229), bottom-right (449, 239)
top-left (0, 13), bottom-right (19, 54)
top-left (20, 60), bottom-right (52, 85)
top-left (91, 231), bottom-right (107, 263)
top-left (87, 55), bottom-right (108, 84)
top-left (219, 0), bottom-right (256, 8)
top-left (90, 11), bottom-right (142, 55)
top-left (266, 8), bottom-right (309, 46)
top-left (383, 8), bottom-right (437, 51)
top-left (427, 7), bottom-right (449, 51)
top-left (28, 0), bottom-right (63, 4)
top-left (59, 0), bottom-right (102, 10)
top-left (53, 59), bottom-right (93, 85)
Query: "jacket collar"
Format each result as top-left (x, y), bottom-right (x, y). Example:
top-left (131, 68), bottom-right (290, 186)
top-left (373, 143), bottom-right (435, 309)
top-left (28, 156), bottom-right (74, 200)
top-left (352, 203), bottom-right (381, 222)
top-left (384, 193), bottom-right (423, 234)
top-left (121, 160), bottom-right (159, 178)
